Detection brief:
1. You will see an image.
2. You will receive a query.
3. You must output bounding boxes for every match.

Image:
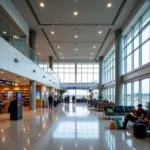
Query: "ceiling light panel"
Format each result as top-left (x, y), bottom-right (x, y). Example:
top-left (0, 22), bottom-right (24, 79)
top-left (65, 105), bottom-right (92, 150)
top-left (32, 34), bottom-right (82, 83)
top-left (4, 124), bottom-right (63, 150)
top-left (73, 11), bottom-right (78, 16)
top-left (40, 2), bottom-right (45, 7)
top-left (107, 3), bottom-right (112, 8)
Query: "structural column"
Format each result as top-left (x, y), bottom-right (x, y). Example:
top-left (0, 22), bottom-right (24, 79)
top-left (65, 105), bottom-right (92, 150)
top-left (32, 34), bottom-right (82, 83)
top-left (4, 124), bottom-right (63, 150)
top-left (29, 81), bottom-right (36, 111)
top-left (115, 29), bottom-right (123, 105)
top-left (49, 56), bottom-right (53, 70)
top-left (29, 30), bottom-right (37, 62)
top-left (99, 56), bottom-right (103, 93)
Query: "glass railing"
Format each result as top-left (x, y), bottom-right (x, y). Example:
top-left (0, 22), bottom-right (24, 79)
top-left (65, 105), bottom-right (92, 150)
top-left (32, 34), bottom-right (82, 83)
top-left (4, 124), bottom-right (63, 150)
top-left (0, 17), bottom-right (60, 82)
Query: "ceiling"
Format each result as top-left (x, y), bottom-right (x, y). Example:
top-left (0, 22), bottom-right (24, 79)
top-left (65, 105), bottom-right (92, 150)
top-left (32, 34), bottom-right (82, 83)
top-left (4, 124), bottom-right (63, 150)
top-left (0, 69), bottom-right (42, 86)
top-left (11, 0), bottom-right (139, 61)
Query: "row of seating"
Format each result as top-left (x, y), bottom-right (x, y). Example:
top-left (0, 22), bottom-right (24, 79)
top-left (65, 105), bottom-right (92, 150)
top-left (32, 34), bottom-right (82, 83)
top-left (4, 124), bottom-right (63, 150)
top-left (104, 106), bottom-right (135, 118)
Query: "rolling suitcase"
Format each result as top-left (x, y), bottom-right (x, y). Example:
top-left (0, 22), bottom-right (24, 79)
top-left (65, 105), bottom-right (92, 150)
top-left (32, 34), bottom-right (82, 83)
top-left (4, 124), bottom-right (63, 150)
top-left (133, 123), bottom-right (146, 139)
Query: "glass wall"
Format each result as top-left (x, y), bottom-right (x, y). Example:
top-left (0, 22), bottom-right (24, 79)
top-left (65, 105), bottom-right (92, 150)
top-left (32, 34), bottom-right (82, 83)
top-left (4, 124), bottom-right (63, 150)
top-left (103, 50), bottom-right (115, 84)
top-left (76, 63), bottom-right (99, 83)
top-left (104, 87), bottom-right (115, 102)
top-left (123, 9), bottom-right (150, 74)
top-left (53, 63), bottom-right (75, 83)
top-left (53, 63), bottom-right (99, 83)
top-left (124, 78), bottom-right (150, 108)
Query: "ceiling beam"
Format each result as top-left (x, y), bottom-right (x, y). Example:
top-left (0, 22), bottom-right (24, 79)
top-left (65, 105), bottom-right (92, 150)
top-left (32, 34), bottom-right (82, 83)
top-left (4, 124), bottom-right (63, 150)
top-left (94, 0), bottom-right (127, 60)
top-left (41, 28), bottom-right (59, 60)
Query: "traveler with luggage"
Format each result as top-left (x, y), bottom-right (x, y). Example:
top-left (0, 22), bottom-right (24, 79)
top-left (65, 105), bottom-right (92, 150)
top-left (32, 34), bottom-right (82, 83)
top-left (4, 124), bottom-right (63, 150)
top-left (119, 104), bottom-right (146, 130)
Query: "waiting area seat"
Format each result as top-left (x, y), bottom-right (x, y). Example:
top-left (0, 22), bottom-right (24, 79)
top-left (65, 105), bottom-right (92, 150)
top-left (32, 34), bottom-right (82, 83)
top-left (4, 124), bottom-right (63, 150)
top-left (104, 106), bottom-right (135, 118)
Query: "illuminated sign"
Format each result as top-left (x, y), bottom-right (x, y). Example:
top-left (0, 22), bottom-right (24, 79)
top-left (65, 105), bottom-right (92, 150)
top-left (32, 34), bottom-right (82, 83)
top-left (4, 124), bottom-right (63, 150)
top-left (0, 80), bottom-right (18, 86)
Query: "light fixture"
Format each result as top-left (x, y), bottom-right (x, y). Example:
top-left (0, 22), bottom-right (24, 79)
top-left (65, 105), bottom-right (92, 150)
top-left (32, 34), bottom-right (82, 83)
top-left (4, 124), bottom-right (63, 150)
top-left (97, 25), bottom-right (101, 27)
top-left (40, 2), bottom-right (45, 7)
top-left (91, 53), bottom-right (93, 55)
top-left (74, 29), bottom-right (78, 32)
top-left (74, 0), bottom-right (78, 2)
top-left (3, 31), bottom-right (7, 34)
top-left (75, 48), bottom-right (78, 51)
top-left (38, 53), bottom-right (41, 55)
top-left (98, 31), bottom-right (102, 34)
top-left (62, 57), bottom-right (64, 59)
top-left (90, 57), bottom-right (92, 59)
top-left (93, 45), bottom-right (96, 49)
top-left (73, 11), bottom-right (78, 16)
top-left (74, 35), bottom-right (78, 38)
top-left (13, 35), bottom-right (19, 39)
top-left (57, 46), bottom-right (60, 49)
top-left (107, 3), bottom-right (112, 8)
top-left (14, 58), bottom-right (19, 63)
top-left (60, 53), bottom-right (63, 55)
top-left (51, 31), bottom-right (55, 35)
top-left (0, 71), bottom-right (4, 74)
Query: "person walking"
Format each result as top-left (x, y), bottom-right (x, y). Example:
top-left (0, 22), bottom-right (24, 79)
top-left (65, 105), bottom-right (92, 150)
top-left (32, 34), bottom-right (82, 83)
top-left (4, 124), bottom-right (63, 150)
top-left (72, 95), bottom-right (75, 103)
top-left (48, 94), bottom-right (53, 109)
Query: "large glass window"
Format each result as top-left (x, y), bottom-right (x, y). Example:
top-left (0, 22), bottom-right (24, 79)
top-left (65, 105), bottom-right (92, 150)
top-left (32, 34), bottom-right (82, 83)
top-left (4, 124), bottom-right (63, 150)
top-left (103, 50), bottom-right (115, 84)
top-left (142, 78), bottom-right (150, 109)
top-left (127, 83), bottom-right (132, 106)
top-left (133, 81), bottom-right (140, 107)
top-left (76, 63), bottom-right (99, 83)
top-left (104, 87), bottom-right (115, 102)
top-left (123, 9), bottom-right (150, 74)
top-left (53, 63), bottom-right (99, 83)
top-left (53, 63), bottom-right (75, 83)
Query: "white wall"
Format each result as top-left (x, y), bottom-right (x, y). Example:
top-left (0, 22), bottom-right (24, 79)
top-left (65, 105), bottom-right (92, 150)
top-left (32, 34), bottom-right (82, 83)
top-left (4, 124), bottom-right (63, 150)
top-left (0, 0), bottom-right (29, 36)
top-left (0, 37), bottom-right (60, 89)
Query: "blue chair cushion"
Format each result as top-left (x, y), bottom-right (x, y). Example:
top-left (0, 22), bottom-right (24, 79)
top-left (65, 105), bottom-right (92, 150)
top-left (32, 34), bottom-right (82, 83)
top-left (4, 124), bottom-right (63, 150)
top-left (114, 106), bottom-right (124, 113)
top-left (124, 106), bottom-right (135, 113)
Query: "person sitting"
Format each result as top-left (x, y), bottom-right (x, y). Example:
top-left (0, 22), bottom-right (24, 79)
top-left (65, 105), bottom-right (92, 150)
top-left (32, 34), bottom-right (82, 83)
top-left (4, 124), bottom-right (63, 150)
top-left (119, 104), bottom-right (146, 130)
top-left (103, 99), bottom-right (109, 103)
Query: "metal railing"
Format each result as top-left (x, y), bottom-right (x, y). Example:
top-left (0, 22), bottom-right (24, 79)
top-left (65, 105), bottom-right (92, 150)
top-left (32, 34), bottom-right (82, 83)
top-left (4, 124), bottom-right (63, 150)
top-left (0, 17), bottom-right (60, 82)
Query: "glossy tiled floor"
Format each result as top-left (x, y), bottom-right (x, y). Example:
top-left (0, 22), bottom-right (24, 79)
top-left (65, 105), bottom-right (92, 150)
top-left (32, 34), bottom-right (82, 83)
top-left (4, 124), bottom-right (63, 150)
top-left (0, 103), bottom-right (150, 150)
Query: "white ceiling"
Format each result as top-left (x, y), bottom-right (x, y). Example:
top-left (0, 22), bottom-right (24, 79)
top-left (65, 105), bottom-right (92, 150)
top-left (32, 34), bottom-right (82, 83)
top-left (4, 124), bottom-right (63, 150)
top-left (11, 0), bottom-right (139, 61)
top-left (0, 69), bottom-right (42, 86)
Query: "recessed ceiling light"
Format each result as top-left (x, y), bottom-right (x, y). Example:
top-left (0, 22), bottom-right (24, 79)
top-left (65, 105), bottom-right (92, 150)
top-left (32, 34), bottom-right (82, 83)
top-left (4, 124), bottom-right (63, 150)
top-left (62, 57), bottom-right (64, 59)
top-left (57, 46), bottom-right (60, 49)
top-left (91, 53), bottom-right (93, 55)
top-left (60, 53), bottom-right (63, 55)
top-left (51, 31), bottom-right (55, 35)
top-left (75, 48), bottom-right (78, 51)
top-left (90, 57), bottom-right (92, 60)
top-left (73, 11), bottom-right (78, 16)
top-left (75, 35), bottom-right (78, 38)
top-left (3, 31), bottom-right (7, 34)
top-left (93, 45), bottom-right (96, 49)
top-left (98, 31), bottom-right (102, 34)
top-left (74, 29), bottom-right (78, 32)
top-left (38, 53), bottom-right (41, 55)
top-left (40, 2), bottom-right (45, 7)
top-left (107, 3), bottom-right (112, 8)
top-left (0, 71), bottom-right (4, 74)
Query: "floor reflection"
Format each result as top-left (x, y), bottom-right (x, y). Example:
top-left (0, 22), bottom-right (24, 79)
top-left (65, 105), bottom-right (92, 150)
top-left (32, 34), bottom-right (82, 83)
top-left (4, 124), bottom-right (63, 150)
top-left (53, 121), bottom-right (99, 139)
top-left (62, 103), bottom-right (90, 117)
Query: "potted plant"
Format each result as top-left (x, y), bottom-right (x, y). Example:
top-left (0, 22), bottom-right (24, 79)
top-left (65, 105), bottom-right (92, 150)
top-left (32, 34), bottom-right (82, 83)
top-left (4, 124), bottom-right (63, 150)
top-left (59, 89), bottom-right (66, 101)
top-left (98, 92), bottom-right (104, 102)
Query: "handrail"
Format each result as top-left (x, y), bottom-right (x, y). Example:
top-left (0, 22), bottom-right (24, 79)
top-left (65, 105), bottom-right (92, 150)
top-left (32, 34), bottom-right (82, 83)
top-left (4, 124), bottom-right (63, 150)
top-left (0, 17), bottom-right (60, 82)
